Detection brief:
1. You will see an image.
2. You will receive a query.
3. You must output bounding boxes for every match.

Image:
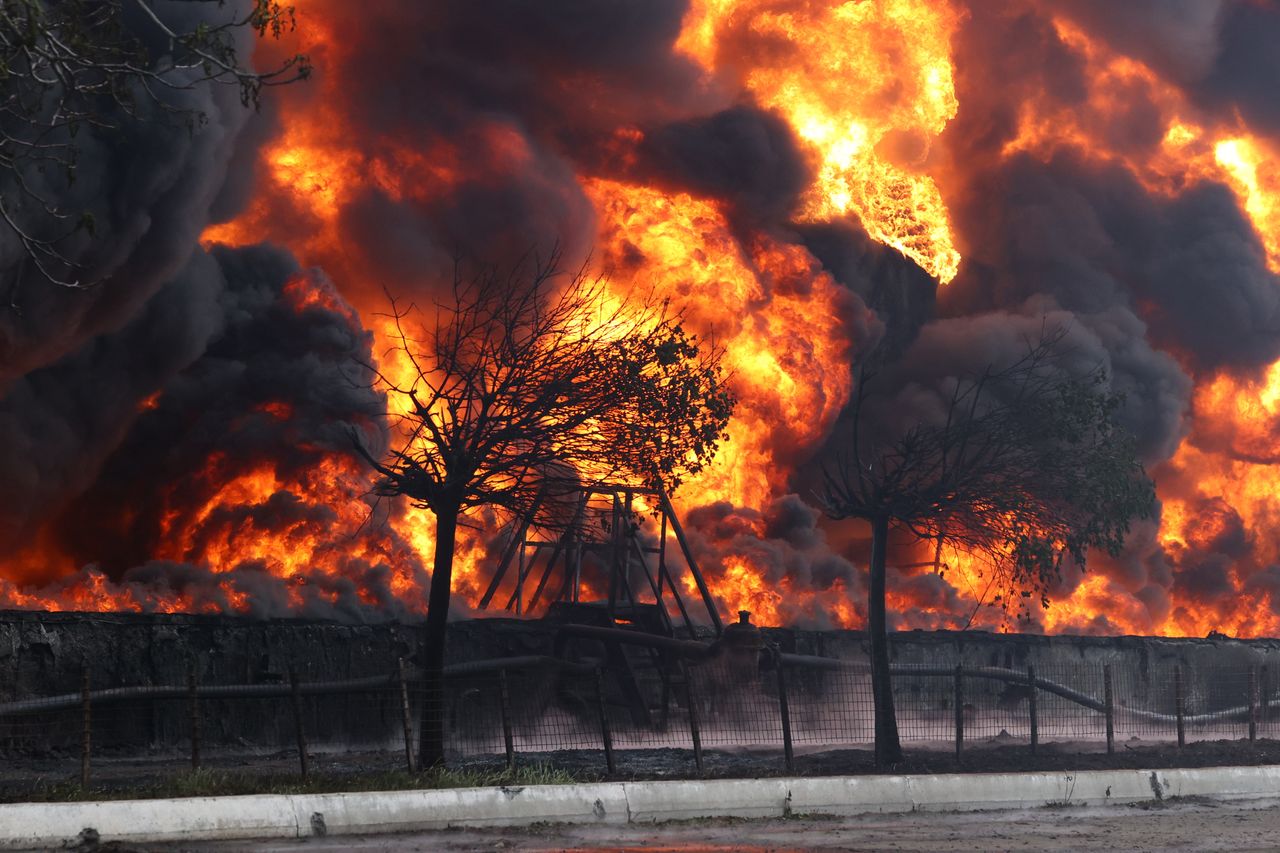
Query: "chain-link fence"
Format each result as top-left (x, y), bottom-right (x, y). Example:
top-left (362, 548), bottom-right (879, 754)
top-left (2, 650), bottom-right (1277, 799)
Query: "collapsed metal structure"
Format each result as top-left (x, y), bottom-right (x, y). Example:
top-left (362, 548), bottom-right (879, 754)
top-left (476, 483), bottom-right (723, 633)
top-left (475, 483), bottom-right (727, 725)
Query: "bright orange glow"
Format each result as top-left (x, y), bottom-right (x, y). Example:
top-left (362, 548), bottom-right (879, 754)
top-left (1214, 137), bottom-right (1280, 271)
top-left (1001, 18), bottom-right (1280, 275)
top-left (587, 178), bottom-right (854, 511)
top-left (11, 1), bottom-right (1280, 641)
top-left (678, 0), bottom-right (963, 283)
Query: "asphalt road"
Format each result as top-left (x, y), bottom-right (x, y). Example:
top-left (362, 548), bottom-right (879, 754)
top-left (129, 797), bottom-right (1280, 852)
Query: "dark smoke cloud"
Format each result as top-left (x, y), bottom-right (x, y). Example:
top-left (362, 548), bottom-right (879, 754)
top-left (683, 496), bottom-right (863, 628)
top-left (885, 570), bottom-right (966, 631)
top-left (947, 4), bottom-right (1280, 379)
top-left (49, 244), bottom-right (389, 576)
top-left (336, 142), bottom-right (595, 304)
top-left (265, 0), bottom-right (710, 301)
top-left (936, 3), bottom-right (1270, 480)
top-left (946, 152), bottom-right (1280, 377)
top-left (798, 222), bottom-right (935, 359)
top-left (8, 0), bottom-right (1280, 633)
top-left (80, 559), bottom-right (415, 622)
top-left (1087, 517), bottom-right (1168, 590)
top-left (1044, 1), bottom-right (1225, 85)
top-left (1245, 567), bottom-right (1280, 619)
top-left (635, 106), bottom-right (810, 224)
top-left (0, 249), bottom-right (229, 567)
top-left (1194, 2), bottom-right (1280, 137)
top-left (0, 2), bottom-right (259, 386)
top-left (837, 308), bottom-right (1187, 468)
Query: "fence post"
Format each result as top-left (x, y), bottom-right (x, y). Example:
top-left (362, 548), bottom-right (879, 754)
top-left (1249, 666), bottom-right (1259, 743)
top-left (80, 667), bottom-right (91, 788)
top-left (289, 667), bottom-right (309, 781)
top-left (1027, 665), bottom-right (1038, 755)
top-left (775, 652), bottom-right (795, 774)
top-left (1262, 665), bottom-right (1271, 731)
top-left (1175, 665), bottom-right (1186, 748)
top-left (499, 668), bottom-right (515, 773)
top-left (187, 662), bottom-right (201, 770)
top-left (594, 669), bottom-right (616, 776)
top-left (682, 662), bottom-right (703, 775)
top-left (1103, 664), bottom-right (1114, 756)
top-left (396, 657), bottom-right (416, 773)
top-left (953, 664), bottom-right (964, 763)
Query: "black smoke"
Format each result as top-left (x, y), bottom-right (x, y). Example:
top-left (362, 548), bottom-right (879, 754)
top-left (6, 0), bottom-right (1280, 633)
top-left (0, 2), bottom-right (263, 387)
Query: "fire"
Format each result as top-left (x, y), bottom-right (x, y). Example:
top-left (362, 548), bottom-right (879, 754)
top-left (1213, 137), bottom-right (1280, 271)
top-left (1001, 17), bottom-right (1280, 275)
top-left (716, 557), bottom-right (784, 627)
top-left (1147, 363), bottom-right (1280, 639)
top-left (586, 178), bottom-right (854, 511)
top-left (11, 1), bottom-right (1280, 642)
top-left (678, 0), bottom-right (963, 283)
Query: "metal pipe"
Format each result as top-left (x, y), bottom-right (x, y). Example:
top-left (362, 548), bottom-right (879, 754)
top-left (553, 624), bottom-right (717, 662)
top-left (779, 655), bottom-right (1269, 726)
top-left (0, 655), bottom-right (595, 717)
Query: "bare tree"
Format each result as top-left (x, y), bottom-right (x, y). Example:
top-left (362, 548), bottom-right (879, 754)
top-left (1, 0), bottom-right (309, 286)
top-left (353, 249), bottom-right (734, 767)
top-left (819, 328), bottom-right (1155, 767)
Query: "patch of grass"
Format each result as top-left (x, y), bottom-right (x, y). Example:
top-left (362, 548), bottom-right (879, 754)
top-left (1127, 794), bottom-right (1217, 811)
top-left (16, 763), bottom-right (584, 803)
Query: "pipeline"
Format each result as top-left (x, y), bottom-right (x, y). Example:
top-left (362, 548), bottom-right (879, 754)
top-left (782, 653), bottom-right (1266, 725)
top-left (0, 654), bottom-right (595, 718)
top-left (552, 623), bottom-right (718, 661)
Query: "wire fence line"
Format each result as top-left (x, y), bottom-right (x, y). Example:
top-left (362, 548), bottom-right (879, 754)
top-left (1, 650), bottom-right (1277, 795)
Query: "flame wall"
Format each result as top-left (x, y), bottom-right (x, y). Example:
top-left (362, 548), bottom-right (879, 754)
top-left (3, 0), bottom-right (1280, 636)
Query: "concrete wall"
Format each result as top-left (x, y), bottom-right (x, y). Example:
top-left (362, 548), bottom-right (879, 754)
top-left (768, 627), bottom-right (1280, 720)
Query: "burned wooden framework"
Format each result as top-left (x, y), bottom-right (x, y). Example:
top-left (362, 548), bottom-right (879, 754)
top-left (476, 484), bottom-right (724, 636)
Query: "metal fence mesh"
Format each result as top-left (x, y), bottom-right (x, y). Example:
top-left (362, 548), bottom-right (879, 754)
top-left (3, 652), bottom-right (1279, 799)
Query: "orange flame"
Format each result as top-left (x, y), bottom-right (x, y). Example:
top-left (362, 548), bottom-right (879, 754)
top-left (10, 1), bottom-right (1280, 641)
top-left (678, 0), bottom-right (963, 282)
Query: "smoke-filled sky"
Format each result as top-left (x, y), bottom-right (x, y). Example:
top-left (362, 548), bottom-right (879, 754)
top-left (3, 0), bottom-right (1280, 636)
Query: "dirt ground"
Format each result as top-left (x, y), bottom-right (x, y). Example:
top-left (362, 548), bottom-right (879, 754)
top-left (534, 736), bottom-right (1280, 780)
top-left (9, 737), bottom-right (1280, 801)
top-left (97, 797), bottom-right (1280, 852)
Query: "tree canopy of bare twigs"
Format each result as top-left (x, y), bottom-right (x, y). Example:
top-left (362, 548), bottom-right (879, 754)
top-left (0, 0), bottom-right (309, 286)
top-left (819, 326), bottom-right (1155, 767)
top-left (353, 249), bottom-right (734, 767)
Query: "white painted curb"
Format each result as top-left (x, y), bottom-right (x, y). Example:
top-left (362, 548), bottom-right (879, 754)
top-left (1, 765), bottom-right (1278, 848)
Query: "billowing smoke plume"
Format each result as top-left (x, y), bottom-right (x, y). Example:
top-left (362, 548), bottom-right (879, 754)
top-left (0, 2), bottom-right (264, 387)
top-left (5, 0), bottom-right (1280, 636)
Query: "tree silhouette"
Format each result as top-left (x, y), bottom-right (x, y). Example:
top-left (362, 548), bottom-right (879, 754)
top-left (819, 328), bottom-right (1155, 767)
top-left (354, 250), bottom-right (734, 766)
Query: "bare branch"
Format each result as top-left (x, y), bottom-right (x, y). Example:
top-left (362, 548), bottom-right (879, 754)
top-left (358, 251), bottom-right (735, 531)
top-left (820, 324), bottom-right (1155, 625)
top-left (0, 0), bottom-right (310, 294)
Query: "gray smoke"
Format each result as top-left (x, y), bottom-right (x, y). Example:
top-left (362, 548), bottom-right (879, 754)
top-left (0, 1), bottom-right (261, 386)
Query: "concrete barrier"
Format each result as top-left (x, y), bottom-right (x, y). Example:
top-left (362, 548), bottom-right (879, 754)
top-left (288, 783), bottom-right (629, 835)
top-left (0, 794), bottom-right (298, 849)
top-left (3, 765), bottom-right (1280, 848)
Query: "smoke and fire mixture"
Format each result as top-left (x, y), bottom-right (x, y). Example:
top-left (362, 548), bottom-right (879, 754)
top-left (3, 1), bottom-right (1280, 639)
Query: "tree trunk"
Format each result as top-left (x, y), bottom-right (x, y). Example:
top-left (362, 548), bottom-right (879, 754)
top-left (419, 505), bottom-right (459, 768)
top-left (868, 513), bottom-right (902, 767)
